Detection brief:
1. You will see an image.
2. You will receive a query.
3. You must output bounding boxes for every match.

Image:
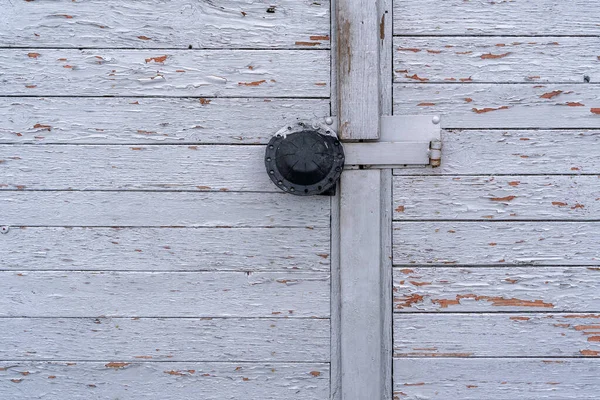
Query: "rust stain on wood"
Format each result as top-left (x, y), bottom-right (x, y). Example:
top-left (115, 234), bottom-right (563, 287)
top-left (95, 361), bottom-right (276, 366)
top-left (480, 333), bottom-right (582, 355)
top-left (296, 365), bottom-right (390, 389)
top-left (105, 362), bottom-right (129, 369)
top-left (591, 108), bottom-right (600, 114)
top-left (427, 49), bottom-right (441, 54)
top-left (508, 181), bottom-right (520, 186)
top-left (431, 294), bottom-right (553, 309)
top-left (417, 102), bottom-right (436, 106)
top-left (145, 55), bottom-right (168, 63)
top-left (397, 48), bottom-right (421, 52)
top-left (404, 382), bottom-right (425, 386)
top-left (27, 52), bottom-right (40, 58)
top-left (238, 80), bottom-right (267, 86)
top-left (199, 98), bottom-right (211, 105)
top-left (567, 102), bottom-right (585, 107)
top-left (472, 106), bottom-right (509, 114)
top-left (396, 205), bottom-right (405, 213)
top-left (310, 35), bottom-right (330, 41)
top-left (588, 336), bottom-right (600, 342)
top-left (310, 371), bottom-right (321, 377)
top-left (552, 202), bottom-right (568, 207)
top-left (395, 294), bottom-right (424, 309)
top-left (380, 14), bottom-right (385, 40)
top-left (409, 281), bottom-right (432, 287)
top-left (490, 195), bottom-right (516, 202)
top-left (33, 123), bottom-right (51, 131)
top-left (459, 77), bottom-right (473, 82)
top-left (580, 350), bottom-right (600, 356)
top-left (481, 52), bottom-right (510, 59)
top-left (405, 74), bottom-right (429, 82)
top-left (510, 316), bottom-right (530, 321)
top-left (137, 36), bottom-right (152, 40)
top-left (466, 385), bottom-right (478, 388)
top-left (464, 98), bottom-right (473, 103)
top-left (540, 90), bottom-right (563, 99)
top-left (399, 269), bottom-right (414, 274)
top-left (295, 41), bottom-right (320, 46)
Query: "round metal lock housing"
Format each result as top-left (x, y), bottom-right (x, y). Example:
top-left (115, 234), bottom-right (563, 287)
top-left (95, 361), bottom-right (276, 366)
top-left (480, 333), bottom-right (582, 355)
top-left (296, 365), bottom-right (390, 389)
top-left (265, 122), bottom-right (344, 196)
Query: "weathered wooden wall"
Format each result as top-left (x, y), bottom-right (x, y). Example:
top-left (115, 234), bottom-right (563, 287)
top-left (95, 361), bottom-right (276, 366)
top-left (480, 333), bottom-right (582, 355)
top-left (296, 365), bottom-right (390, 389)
top-left (392, 1), bottom-right (600, 398)
top-left (0, 1), bottom-right (331, 398)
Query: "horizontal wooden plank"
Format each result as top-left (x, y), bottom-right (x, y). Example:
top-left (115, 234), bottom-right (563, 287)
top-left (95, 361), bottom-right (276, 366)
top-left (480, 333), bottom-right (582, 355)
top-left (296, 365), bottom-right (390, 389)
top-left (0, 97), bottom-right (329, 144)
top-left (0, 362), bottom-right (329, 400)
top-left (0, 145), bottom-right (276, 191)
top-left (394, 129), bottom-right (600, 175)
top-left (393, 222), bottom-right (600, 266)
top-left (394, 313), bottom-right (600, 358)
top-left (0, 271), bottom-right (329, 317)
top-left (393, 175), bottom-right (600, 221)
top-left (393, 84), bottom-right (600, 129)
top-left (394, 37), bottom-right (600, 83)
top-left (394, 358), bottom-right (599, 400)
top-left (0, 192), bottom-right (329, 227)
top-left (1, 50), bottom-right (329, 97)
top-left (0, 317), bottom-right (328, 362)
top-left (393, 267), bottom-right (600, 312)
top-left (393, 0), bottom-right (600, 35)
top-left (1, 0), bottom-right (330, 49)
top-left (0, 227), bottom-right (329, 272)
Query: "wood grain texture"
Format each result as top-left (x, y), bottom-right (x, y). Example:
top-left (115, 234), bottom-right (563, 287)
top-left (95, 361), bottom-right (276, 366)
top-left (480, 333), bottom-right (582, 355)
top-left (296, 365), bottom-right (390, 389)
top-left (0, 97), bottom-right (329, 144)
top-left (393, 267), bottom-right (600, 312)
top-left (0, 0), bottom-right (330, 49)
top-left (393, 221), bottom-right (600, 266)
top-left (393, 0), bottom-right (600, 35)
top-left (0, 271), bottom-right (329, 317)
top-left (393, 84), bottom-right (600, 129)
top-left (394, 37), bottom-right (600, 83)
top-left (393, 175), bottom-right (600, 221)
top-left (0, 227), bottom-right (329, 272)
top-left (0, 362), bottom-right (329, 400)
top-left (0, 192), bottom-right (329, 227)
top-left (0, 145), bottom-right (276, 191)
top-left (393, 358), bottom-right (600, 400)
top-left (0, 317), bottom-right (329, 362)
top-left (0, 49), bottom-right (329, 97)
top-left (336, 0), bottom-right (380, 139)
top-left (394, 129), bottom-right (600, 175)
top-left (394, 313), bottom-right (600, 357)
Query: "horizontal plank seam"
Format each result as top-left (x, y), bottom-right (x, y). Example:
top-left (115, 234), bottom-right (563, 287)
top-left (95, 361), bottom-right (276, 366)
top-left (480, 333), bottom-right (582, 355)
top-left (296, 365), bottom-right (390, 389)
top-left (0, 47), bottom-right (331, 51)
top-left (3, 225), bottom-right (329, 229)
top-left (393, 356), bottom-right (600, 359)
top-left (0, 360), bottom-right (332, 364)
top-left (0, 316), bottom-right (330, 320)
top-left (393, 82), bottom-right (597, 85)
top-left (392, 264), bottom-right (600, 268)
top-left (393, 35), bottom-right (600, 38)
top-left (0, 95), bottom-right (330, 99)
top-left (393, 219), bottom-right (600, 222)
top-left (393, 311), bottom-right (600, 315)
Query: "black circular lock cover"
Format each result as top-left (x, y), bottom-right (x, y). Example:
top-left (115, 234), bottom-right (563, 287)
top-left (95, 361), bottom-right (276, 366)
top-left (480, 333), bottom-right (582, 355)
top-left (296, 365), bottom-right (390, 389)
top-left (265, 130), bottom-right (344, 196)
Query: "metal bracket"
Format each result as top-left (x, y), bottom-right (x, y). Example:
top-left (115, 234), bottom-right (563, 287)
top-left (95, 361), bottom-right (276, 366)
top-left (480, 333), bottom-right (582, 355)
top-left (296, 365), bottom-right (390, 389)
top-left (334, 115), bottom-right (442, 168)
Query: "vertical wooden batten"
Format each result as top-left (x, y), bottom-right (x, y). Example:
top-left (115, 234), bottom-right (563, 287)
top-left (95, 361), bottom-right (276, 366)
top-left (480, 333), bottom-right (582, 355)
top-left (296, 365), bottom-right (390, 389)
top-left (333, 0), bottom-right (393, 398)
top-left (336, 0), bottom-right (381, 140)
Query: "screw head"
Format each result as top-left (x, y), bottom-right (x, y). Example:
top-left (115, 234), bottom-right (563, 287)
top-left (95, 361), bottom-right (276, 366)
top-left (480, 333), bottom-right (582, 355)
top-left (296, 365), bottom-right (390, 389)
top-left (1, 226), bottom-right (9, 234)
top-left (432, 115), bottom-right (441, 125)
top-left (325, 117), bottom-right (334, 125)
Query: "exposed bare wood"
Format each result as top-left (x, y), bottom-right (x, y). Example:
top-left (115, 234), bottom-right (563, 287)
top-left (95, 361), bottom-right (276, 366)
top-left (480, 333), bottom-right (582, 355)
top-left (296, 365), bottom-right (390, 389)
top-left (393, 267), bottom-right (600, 312)
top-left (394, 37), bottom-right (600, 83)
top-left (393, 221), bottom-right (600, 266)
top-left (0, 50), bottom-right (329, 97)
top-left (0, 98), bottom-right (329, 144)
top-left (394, 130), bottom-right (600, 175)
top-left (395, 313), bottom-right (600, 357)
top-left (394, 358), bottom-right (600, 400)
top-left (0, 227), bottom-right (329, 272)
top-left (336, 0), bottom-right (380, 139)
top-left (0, 271), bottom-right (329, 318)
top-left (0, 192), bottom-right (329, 227)
top-left (0, 0), bottom-right (330, 49)
top-left (0, 317), bottom-right (329, 362)
top-left (0, 362), bottom-right (329, 400)
top-left (393, 0), bottom-right (600, 35)
top-left (393, 175), bottom-right (600, 221)
top-left (393, 84), bottom-right (600, 129)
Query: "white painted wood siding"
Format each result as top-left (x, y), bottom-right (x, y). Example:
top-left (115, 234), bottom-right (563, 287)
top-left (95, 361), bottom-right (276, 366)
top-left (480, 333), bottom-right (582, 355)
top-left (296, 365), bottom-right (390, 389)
top-left (392, 0), bottom-right (600, 398)
top-left (0, 1), bottom-right (331, 398)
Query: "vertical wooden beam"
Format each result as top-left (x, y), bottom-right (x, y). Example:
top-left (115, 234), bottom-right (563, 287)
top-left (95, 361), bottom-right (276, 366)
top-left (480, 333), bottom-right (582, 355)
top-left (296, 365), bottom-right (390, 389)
top-left (336, 0), bottom-right (381, 140)
top-left (339, 170), bottom-right (388, 399)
